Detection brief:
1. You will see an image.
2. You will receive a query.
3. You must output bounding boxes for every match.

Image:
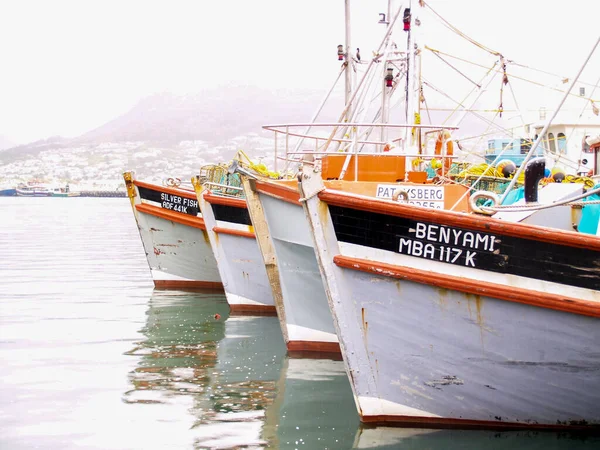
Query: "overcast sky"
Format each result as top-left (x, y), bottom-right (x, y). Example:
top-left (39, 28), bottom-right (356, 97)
top-left (0, 0), bottom-right (598, 144)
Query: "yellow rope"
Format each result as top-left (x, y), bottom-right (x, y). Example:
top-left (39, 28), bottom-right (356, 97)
top-left (236, 150), bottom-right (282, 179)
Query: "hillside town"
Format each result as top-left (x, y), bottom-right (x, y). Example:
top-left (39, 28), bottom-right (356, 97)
top-left (0, 132), bottom-right (274, 192)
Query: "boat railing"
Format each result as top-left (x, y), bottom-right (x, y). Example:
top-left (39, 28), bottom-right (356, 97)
top-left (261, 122), bottom-right (460, 180)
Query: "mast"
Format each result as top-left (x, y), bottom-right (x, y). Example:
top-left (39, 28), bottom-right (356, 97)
top-left (344, 0), bottom-right (352, 119)
top-left (380, 0), bottom-right (393, 149)
top-left (403, 2), bottom-right (416, 151)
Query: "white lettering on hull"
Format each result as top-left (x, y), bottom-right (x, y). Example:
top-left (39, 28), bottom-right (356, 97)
top-left (160, 192), bottom-right (198, 213)
top-left (400, 222), bottom-right (498, 268)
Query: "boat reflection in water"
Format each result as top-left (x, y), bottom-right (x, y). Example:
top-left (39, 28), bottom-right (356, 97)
top-left (123, 290), bottom-right (599, 449)
top-left (122, 289), bottom-right (360, 448)
top-left (124, 289), bottom-right (284, 448)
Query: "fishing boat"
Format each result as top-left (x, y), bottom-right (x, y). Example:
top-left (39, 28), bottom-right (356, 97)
top-left (233, 1), bottom-right (478, 354)
top-left (50, 184), bottom-right (80, 197)
top-left (296, 35), bottom-right (600, 430)
top-left (123, 171), bottom-right (222, 290)
top-left (191, 166), bottom-right (277, 314)
top-left (238, 123), bottom-right (470, 354)
top-left (16, 184), bottom-right (51, 196)
top-left (0, 186), bottom-right (16, 196)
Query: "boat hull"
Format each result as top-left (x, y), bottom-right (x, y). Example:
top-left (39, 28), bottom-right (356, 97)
top-left (299, 171), bottom-right (600, 430)
top-left (198, 191), bottom-right (276, 314)
top-left (328, 253), bottom-right (600, 428)
top-left (245, 179), bottom-right (339, 353)
top-left (16, 187), bottom-right (51, 197)
top-left (0, 188), bottom-right (16, 196)
top-left (123, 173), bottom-right (222, 290)
top-left (242, 177), bottom-right (472, 355)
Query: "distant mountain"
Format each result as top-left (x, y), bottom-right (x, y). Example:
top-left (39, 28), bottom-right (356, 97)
top-left (0, 86), bottom-right (343, 166)
top-left (76, 86), bottom-right (341, 145)
top-left (0, 135), bottom-right (71, 163)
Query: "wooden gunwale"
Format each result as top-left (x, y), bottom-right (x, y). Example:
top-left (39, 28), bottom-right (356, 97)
top-left (361, 414), bottom-right (599, 431)
top-left (254, 179), bottom-right (302, 206)
top-left (135, 203), bottom-right (206, 230)
top-left (154, 280), bottom-right (223, 290)
top-left (212, 226), bottom-right (256, 239)
top-left (318, 189), bottom-right (600, 251)
top-left (333, 255), bottom-right (600, 318)
top-left (203, 192), bottom-right (248, 209)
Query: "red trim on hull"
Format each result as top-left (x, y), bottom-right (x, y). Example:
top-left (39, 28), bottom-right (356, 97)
top-left (136, 203), bottom-right (207, 230)
top-left (212, 226), bottom-right (255, 239)
top-left (203, 192), bottom-right (248, 209)
top-left (287, 340), bottom-right (341, 354)
top-left (134, 180), bottom-right (197, 200)
top-left (154, 280), bottom-right (223, 290)
top-left (254, 180), bottom-right (302, 205)
top-left (318, 189), bottom-right (600, 251)
top-left (229, 304), bottom-right (277, 315)
top-left (361, 414), bottom-right (599, 431)
top-left (333, 255), bottom-right (600, 318)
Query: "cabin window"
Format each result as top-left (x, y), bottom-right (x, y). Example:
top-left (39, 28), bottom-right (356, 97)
top-left (520, 138), bottom-right (532, 154)
top-left (548, 133), bottom-right (556, 153)
top-left (542, 134), bottom-right (549, 151)
top-left (557, 133), bottom-right (567, 153)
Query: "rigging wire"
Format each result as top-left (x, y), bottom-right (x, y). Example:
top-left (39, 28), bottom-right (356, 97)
top-left (421, 0), bottom-right (501, 56)
top-left (424, 46), bottom-right (600, 102)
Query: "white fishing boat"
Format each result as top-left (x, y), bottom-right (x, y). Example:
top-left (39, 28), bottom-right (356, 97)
top-left (297, 32), bottom-right (600, 430)
top-left (123, 171), bottom-right (222, 290)
top-left (192, 166), bottom-right (277, 314)
top-left (16, 184), bottom-right (51, 196)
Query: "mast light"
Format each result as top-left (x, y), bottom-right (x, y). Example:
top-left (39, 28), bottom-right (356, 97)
top-left (403, 8), bottom-right (411, 31)
top-left (385, 68), bottom-right (394, 87)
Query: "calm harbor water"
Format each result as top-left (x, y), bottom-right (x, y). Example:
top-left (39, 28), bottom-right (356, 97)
top-left (1, 197), bottom-right (598, 449)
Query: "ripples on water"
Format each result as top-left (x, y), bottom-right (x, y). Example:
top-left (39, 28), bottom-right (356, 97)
top-left (0, 198), bottom-right (598, 449)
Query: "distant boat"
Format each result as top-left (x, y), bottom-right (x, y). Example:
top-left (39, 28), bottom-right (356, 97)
top-left (16, 185), bottom-right (51, 197)
top-left (50, 185), bottom-right (80, 197)
top-left (0, 187), bottom-right (16, 196)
